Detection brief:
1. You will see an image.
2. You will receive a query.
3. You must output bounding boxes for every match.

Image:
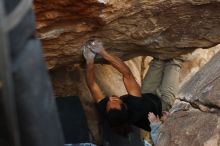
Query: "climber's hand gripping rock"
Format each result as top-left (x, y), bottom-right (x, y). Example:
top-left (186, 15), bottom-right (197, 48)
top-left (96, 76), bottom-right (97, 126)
top-left (83, 45), bottom-right (96, 63)
top-left (87, 39), bottom-right (105, 54)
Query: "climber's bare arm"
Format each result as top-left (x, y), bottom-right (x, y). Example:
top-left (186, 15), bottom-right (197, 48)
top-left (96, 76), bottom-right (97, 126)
top-left (86, 61), bottom-right (104, 102)
top-left (83, 45), bottom-right (104, 102)
top-left (100, 50), bottom-right (141, 97)
top-left (88, 40), bottom-right (141, 97)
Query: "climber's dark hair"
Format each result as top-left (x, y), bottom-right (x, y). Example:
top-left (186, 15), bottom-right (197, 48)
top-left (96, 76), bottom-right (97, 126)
top-left (106, 103), bottom-right (132, 137)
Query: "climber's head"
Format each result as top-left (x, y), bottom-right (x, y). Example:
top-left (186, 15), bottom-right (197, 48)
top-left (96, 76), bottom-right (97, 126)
top-left (106, 95), bottom-right (132, 137)
top-left (106, 96), bottom-right (124, 111)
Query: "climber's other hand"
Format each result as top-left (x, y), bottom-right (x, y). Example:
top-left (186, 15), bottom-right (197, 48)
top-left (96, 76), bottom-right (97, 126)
top-left (148, 112), bottom-right (160, 124)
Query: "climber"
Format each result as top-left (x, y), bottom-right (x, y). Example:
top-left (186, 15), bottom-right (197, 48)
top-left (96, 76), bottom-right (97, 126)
top-left (83, 39), bottom-right (182, 136)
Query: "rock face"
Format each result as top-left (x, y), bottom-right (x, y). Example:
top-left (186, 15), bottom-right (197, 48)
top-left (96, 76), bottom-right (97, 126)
top-left (34, 0), bottom-right (220, 69)
top-left (157, 49), bottom-right (220, 146)
top-left (180, 45), bottom-right (220, 86)
top-left (179, 49), bottom-right (220, 110)
top-left (158, 110), bottom-right (220, 146)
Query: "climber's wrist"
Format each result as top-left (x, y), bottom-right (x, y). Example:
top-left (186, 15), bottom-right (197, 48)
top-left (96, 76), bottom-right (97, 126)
top-left (98, 48), bottom-right (107, 56)
top-left (86, 58), bottom-right (94, 64)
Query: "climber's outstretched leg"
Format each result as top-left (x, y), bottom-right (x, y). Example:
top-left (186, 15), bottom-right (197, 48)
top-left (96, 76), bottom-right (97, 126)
top-left (157, 58), bottom-right (183, 111)
top-left (141, 59), bottom-right (165, 94)
top-left (141, 60), bottom-right (164, 144)
top-left (142, 57), bottom-right (183, 111)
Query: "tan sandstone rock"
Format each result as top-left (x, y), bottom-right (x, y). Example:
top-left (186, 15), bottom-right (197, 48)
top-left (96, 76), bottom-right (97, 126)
top-left (34, 0), bottom-right (220, 69)
top-left (157, 48), bottom-right (220, 146)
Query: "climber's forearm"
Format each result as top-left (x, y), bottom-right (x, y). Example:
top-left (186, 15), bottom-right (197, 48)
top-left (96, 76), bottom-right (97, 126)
top-left (99, 49), bottom-right (131, 77)
top-left (86, 62), bottom-right (104, 102)
top-left (87, 39), bottom-right (141, 96)
top-left (98, 49), bottom-right (141, 97)
top-left (86, 62), bottom-right (95, 86)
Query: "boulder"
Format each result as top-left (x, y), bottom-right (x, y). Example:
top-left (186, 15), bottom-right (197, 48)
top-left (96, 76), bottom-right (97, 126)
top-left (157, 48), bottom-right (220, 146)
top-left (34, 0), bottom-right (220, 69)
top-left (158, 110), bottom-right (220, 146)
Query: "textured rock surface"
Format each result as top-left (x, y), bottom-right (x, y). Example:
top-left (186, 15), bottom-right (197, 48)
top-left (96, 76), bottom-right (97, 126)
top-left (179, 47), bottom-right (220, 110)
top-left (180, 45), bottom-right (220, 86)
top-left (157, 49), bottom-right (220, 146)
top-left (158, 110), bottom-right (220, 146)
top-left (34, 0), bottom-right (220, 69)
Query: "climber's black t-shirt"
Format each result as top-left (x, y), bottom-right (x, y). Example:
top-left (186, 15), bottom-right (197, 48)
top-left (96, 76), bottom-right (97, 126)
top-left (97, 93), bottom-right (162, 131)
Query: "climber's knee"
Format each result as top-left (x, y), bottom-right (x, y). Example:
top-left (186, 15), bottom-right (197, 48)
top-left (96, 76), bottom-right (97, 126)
top-left (150, 58), bottom-right (166, 66)
top-left (165, 58), bottom-right (183, 68)
top-left (157, 62), bottom-right (180, 111)
top-left (161, 99), bottom-right (172, 111)
top-left (156, 88), bottom-right (176, 111)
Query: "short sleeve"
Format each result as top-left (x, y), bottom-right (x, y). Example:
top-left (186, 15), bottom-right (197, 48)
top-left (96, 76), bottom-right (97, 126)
top-left (121, 94), bottom-right (152, 131)
top-left (121, 94), bottom-right (146, 121)
top-left (96, 97), bottom-right (109, 120)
